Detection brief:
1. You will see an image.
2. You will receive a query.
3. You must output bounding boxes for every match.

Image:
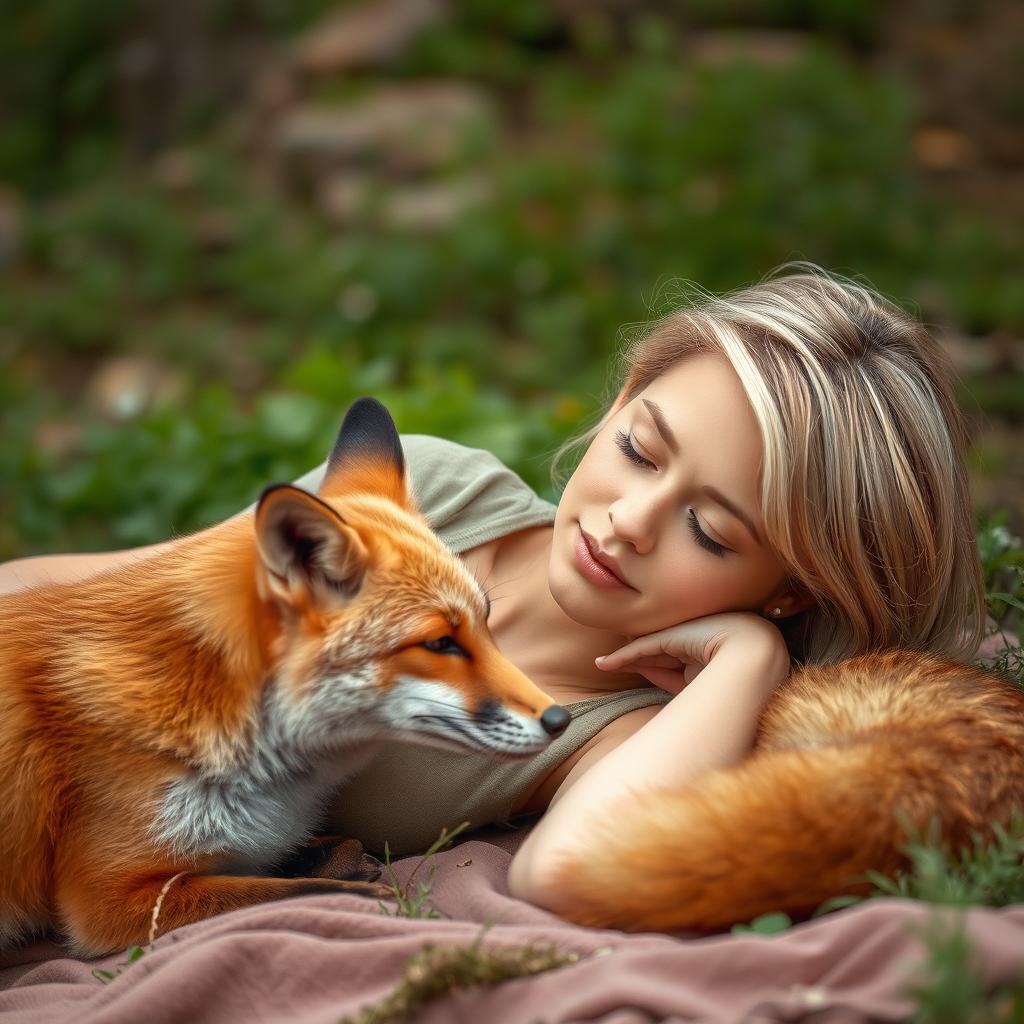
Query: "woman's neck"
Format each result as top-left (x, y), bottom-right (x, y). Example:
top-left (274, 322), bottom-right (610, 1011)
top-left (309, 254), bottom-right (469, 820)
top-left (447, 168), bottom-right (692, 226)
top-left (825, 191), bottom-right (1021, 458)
top-left (481, 525), bottom-right (651, 704)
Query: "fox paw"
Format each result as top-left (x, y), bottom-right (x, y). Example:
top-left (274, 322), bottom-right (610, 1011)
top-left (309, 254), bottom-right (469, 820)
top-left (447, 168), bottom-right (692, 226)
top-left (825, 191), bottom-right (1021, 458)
top-left (313, 837), bottom-right (385, 883)
top-left (281, 834), bottom-right (385, 882)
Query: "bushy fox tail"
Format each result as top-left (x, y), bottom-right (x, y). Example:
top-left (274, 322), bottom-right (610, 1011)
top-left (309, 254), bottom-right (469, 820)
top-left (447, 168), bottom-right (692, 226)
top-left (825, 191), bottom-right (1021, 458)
top-left (545, 653), bottom-right (1024, 933)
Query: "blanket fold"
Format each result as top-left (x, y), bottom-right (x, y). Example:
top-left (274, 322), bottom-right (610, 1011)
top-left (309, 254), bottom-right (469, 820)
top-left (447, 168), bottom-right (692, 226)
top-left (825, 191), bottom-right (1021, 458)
top-left (2, 823), bottom-right (1022, 1024)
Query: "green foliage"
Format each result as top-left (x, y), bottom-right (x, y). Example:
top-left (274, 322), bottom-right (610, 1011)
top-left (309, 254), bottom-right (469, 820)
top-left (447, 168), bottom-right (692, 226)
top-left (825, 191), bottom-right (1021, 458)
top-left (3, 4), bottom-right (1021, 565)
top-left (903, 913), bottom-right (1024, 1024)
top-left (91, 943), bottom-right (148, 984)
top-left (865, 813), bottom-right (1024, 910)
top-left (733, 811), bottom-right (1024, 939)
top-left (983, 644), bottom-right (1024, 692)
top-left (977, 512), bottom-right (1024, 637)
top-left (377, 821), bottom-right (473, 920)
top-left (730, 910), bottom-right (794, 935)
top-left (4, 44), bottom-right (1023, 559)
top-left (0, 0), bottom-right (133, 194)
top-left (0, 0), bottom-right (344, 195)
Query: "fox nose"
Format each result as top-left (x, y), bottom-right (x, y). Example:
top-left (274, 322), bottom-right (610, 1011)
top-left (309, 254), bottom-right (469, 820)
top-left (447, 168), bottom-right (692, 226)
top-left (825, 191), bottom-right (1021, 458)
top-left (540, 705), bottom-right (571, 736)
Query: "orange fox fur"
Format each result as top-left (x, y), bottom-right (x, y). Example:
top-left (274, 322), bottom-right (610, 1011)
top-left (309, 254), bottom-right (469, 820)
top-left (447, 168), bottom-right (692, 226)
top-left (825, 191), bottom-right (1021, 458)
top-left (0, 398), bottom-right (568, 958)
top-left (546, 648), bottom-right (1024, 932)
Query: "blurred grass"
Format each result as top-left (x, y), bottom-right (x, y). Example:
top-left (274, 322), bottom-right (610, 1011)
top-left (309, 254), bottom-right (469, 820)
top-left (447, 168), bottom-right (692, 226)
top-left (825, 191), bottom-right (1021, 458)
top-left (0, 1), bottom-right (1021, 621)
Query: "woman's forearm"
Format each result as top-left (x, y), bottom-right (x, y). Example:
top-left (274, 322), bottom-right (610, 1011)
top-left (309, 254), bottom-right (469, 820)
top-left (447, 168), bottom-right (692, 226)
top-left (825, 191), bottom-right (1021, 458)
top-left (507, 641), bottom-right (788, 907)
top-left (0, 541), bottom-right (177, 597)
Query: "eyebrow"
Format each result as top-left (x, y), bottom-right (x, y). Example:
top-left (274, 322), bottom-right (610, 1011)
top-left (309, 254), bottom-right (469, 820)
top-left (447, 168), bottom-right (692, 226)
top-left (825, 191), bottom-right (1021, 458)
top-left (640, 398), bottom-right (763, 546)
top-left (641, 399), bottom-right (679, 455)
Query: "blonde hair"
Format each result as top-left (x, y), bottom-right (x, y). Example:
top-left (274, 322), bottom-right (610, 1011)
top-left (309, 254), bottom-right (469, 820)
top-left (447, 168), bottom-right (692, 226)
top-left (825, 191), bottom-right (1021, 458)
top-left (551, 262), bottom-right (986, 665)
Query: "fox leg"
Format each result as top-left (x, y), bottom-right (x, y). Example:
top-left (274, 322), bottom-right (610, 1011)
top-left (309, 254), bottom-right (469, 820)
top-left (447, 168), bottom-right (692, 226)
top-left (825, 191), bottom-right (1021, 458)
top-left (279, 835), bottom-right (385, 880)
top-left (312, 837), bottom-right (386, 881)
top-left (57, 865), bottom-right (395, 959)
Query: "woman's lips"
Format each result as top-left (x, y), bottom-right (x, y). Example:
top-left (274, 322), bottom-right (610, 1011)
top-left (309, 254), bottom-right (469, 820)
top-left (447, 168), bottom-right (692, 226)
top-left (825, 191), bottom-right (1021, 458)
top-left (574, 526), bottom-right (633, 590)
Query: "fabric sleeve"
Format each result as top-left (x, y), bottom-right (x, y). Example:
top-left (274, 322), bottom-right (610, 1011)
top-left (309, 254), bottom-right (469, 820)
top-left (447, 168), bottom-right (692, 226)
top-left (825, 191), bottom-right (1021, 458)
top-left (269, 433), bottom-right (557, 554)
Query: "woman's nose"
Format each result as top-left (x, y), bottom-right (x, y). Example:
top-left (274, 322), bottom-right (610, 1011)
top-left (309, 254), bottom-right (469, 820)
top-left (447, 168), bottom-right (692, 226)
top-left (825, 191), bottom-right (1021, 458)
top-left (609, 497), bottom-right (657, 555)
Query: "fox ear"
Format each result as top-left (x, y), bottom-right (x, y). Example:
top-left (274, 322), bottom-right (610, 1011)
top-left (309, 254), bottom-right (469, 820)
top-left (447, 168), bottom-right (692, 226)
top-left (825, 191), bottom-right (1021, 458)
top-left (255, 484), bottom-right (369, 604)
top-left (319, 397), bottom-right (412, 510)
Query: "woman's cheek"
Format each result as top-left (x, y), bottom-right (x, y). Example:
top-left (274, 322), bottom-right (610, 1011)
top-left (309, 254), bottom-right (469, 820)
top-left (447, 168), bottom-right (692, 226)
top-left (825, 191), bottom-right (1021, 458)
top-left (656, 564), bottom-right (740, 622)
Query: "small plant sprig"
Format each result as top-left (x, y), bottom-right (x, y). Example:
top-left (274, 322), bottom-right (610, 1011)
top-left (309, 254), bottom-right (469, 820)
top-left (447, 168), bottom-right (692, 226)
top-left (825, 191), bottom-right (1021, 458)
top-left (732, 809), bottom-right (1024, 936)
top-left (861, 812), bottom-right (1024, 909)
top-left (977, 513), bottom-right (1024, 635)
top-left (338, 922), bottom-right (592, 1024)
top-left (978, 636), bottom-right (1024, 691)
top-left (903, 910), bottom-right (1024, 1024)
top-left (91, 869), bottom-right (189, 982)
top-left (376, 820), bottom-right (473, 919)
top-left (91, 943), bottom-right (149, 984)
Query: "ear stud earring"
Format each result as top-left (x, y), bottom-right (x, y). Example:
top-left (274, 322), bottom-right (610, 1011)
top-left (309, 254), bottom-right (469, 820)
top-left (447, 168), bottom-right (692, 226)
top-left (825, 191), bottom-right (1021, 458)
top-left (770, 607), bottom-right (782, 617)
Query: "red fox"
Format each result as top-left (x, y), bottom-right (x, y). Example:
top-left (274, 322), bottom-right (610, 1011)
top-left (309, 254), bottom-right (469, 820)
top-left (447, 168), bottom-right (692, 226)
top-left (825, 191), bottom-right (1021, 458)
top-left (0, 397), bottom-right (570, 958)
top-left (544, 649), bottom-right (1024, 932)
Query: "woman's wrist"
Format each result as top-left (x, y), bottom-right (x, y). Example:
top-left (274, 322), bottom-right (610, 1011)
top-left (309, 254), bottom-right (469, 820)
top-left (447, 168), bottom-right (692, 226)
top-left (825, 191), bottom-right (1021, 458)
top-left (714, 625), bottom-right (791, 689)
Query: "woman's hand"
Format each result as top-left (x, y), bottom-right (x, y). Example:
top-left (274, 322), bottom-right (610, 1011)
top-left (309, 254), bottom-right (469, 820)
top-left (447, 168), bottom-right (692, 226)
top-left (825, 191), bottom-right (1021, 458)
top-left (594, 611), bottom-right (789, 695)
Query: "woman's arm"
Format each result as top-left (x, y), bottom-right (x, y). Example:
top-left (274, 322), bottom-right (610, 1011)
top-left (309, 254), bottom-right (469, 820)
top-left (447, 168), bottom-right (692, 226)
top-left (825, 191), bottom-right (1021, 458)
top-left (507, 628), bottom-right (789, 909)
top-left (0, 541), bottom-right (178, 597)
top-left (1, 462), bottom-right (333, 599)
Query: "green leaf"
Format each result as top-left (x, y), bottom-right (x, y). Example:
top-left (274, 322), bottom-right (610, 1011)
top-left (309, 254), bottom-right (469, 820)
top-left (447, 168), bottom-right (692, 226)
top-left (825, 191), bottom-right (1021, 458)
top-left (731, 911), bottom-right (793, 935)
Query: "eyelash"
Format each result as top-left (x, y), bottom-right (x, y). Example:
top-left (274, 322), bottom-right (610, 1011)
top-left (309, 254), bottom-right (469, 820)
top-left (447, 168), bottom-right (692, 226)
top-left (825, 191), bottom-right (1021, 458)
top-left (612, 428), bottom-right (727, 558)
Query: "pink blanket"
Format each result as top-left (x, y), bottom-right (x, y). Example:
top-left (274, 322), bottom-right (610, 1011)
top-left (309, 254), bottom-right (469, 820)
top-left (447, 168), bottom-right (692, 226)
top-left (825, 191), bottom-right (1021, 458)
top-left (2, 821), bottom-right (1022, 1023)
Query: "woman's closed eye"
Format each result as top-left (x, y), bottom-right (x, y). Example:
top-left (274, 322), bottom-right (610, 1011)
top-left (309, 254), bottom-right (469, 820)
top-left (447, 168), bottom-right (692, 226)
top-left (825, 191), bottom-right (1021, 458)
top-left (686, 509), bottom-right (727, 557)
top-left (614, 428), bottom-right (655, 469)
top-left (613, 428), bottom-right (730, 558)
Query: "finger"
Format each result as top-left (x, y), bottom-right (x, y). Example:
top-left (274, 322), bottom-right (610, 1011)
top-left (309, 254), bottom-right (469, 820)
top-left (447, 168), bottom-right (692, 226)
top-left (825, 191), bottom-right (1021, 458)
top-left (597, 634), bottom-right (702, 671)
top-left (595, 634), bottom-right (666, 669)
top-left (603, 653), bottom-right (681, 671)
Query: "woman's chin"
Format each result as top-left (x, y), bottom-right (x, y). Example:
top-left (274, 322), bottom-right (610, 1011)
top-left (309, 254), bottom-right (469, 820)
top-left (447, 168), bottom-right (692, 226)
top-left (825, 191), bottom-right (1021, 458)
top-left (547, 568), bottom-right (633, 632)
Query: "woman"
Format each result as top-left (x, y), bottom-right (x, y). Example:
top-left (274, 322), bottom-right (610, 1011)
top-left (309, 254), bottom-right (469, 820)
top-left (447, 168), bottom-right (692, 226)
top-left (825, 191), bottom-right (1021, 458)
top-left (0, 263), bottom-right (990, 922)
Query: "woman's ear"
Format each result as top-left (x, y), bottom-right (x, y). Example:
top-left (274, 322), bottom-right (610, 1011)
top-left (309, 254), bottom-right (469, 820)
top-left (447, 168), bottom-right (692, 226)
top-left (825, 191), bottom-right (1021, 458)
top-left (763, 583), bottom-right (815, 620)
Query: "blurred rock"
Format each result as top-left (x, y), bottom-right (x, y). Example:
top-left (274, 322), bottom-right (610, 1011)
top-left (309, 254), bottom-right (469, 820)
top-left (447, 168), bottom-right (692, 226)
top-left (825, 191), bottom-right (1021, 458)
top-left (689, 30), bottom-right (810, 69)
top-left (914, 127), bottom-right (975, 171)
top-left (381, 175), bottom-right (493, 231)
top-left (940, 331), bottom-right (1004, 373)
top-left (292, 0), bottom-right (447, 76)
top-left (318, 174), bottom-right (374, 224)
top-left (991, 330), bottom-right (1024, 372)
top-left (86, 357), bottom-right (185, 421)
top-left (251, 67), bottom-right (300, 119)
top-left (318, 171), bottom-right (493, 230)
top-left (0, 186), bottom-right (23, 269)
top-left (276, 83), bottom-right (494, 182)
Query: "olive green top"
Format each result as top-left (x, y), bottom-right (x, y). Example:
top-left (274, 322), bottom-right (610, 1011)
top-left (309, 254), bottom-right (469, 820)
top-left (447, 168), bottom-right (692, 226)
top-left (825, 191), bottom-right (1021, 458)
top-left (289, 433), bottom-right (672, 857)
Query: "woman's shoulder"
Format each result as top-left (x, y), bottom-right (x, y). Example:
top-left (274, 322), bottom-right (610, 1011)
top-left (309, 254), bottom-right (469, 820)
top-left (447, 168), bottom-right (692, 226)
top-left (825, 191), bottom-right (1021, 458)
top-left (399, 433), bottom-right (558, 553)
top-left (400, 433), bottom-right (535, 483)
top-left (287, 433), bottom-right (557, 554)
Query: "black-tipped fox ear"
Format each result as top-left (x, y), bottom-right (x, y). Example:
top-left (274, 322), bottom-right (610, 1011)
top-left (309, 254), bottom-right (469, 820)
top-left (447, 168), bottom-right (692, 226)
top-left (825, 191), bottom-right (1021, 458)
top-left (319, 397), bottom-right (411, 508)
top-left (255, 484), bottom-right (369, 604)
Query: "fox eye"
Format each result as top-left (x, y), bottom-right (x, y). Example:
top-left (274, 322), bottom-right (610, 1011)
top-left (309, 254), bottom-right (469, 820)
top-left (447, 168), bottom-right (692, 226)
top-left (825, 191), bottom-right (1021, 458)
top-left (421, 636), bottom-right (466, 657)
